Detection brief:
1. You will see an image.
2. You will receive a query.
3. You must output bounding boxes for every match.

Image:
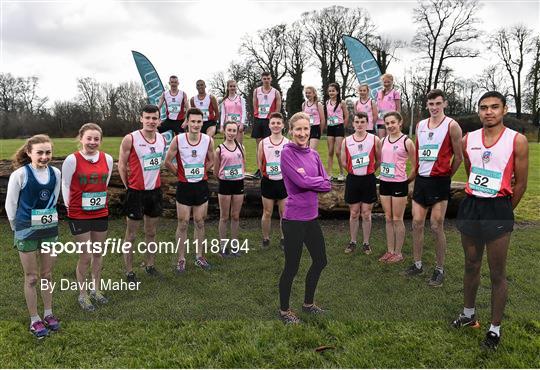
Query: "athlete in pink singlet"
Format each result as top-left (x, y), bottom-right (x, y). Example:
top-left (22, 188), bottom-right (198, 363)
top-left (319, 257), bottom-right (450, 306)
top-left (302, 86), bottom-right (326, 150)
top-left (355, 84), bottom-right (378, 133)
top-left (376, 73), bottom-right (401, 138)
top-left (220, 80), bottom-right (246, 145)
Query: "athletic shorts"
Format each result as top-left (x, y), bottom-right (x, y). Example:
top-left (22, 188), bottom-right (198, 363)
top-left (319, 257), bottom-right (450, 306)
top-left (176, 180), bottom-right (209, 206)
top-left (413, 176), bottom-right (451, 207)
top-left (345, 173), bottom-right (378, 204)
top-left (379, 180), bottom-right (408, 197)
top-left (159, 118), bottom-right (184, 135)
top-left (310, 125), bottom-right (321, 140)
top-left (202, 120), bottom-right (217, 135)
top-left (218, 179), bottom-right (244, 195)
top-left (261, 177), bottom-right (287, 200)
top-left (251, 118), bottom-right (271, 139)
top-left (14, 235), bottom-right (58, 253)
top-left (327, 124), bottom-right (345, 137)
top-left (68, 216), bottom-right (109, 235)
top-left (124, 187), bottom-right (163, 220)
top-left (456, 196), bottom-right (514, 242)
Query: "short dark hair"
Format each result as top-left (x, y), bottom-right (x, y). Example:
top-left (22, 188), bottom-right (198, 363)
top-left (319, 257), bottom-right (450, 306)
top-left (354, 112), bottom-right (369, 121)
top-left (261, 71), bottom-right (271, 77)
top-left (478, 91), bottom-right (506, 106)
top-left (142, 104), bottom-right (159, 115)
top-left (426, 89), bottom-right (445, 101)
top-left (269, 112), bottom-right (283, 121)
top-left (169, 75), bottom-right (178, 80)
top-left (383, 111), bottom-right (403, 123)
top-left (186, 107), bottom-right (203, 121)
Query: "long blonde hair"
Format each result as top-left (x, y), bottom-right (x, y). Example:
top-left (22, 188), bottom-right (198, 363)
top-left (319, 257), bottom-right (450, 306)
top-left (12, 134), bottom-right (53, 169)
top-left (304, 86), bottom-right (319, 103)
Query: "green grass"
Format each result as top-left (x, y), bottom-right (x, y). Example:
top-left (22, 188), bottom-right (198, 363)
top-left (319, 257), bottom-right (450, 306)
top-left (1, 218), bottom-right (539, 367)
top-left (1, 135), bottom-right (539, 221)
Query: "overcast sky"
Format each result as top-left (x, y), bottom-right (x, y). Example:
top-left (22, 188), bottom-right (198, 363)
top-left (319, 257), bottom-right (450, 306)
top-left (1, 0), bottom-right (539, 106)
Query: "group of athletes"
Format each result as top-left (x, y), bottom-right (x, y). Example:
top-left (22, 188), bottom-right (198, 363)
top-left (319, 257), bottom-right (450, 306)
top-left (5, 70), bottom-right (529, 351)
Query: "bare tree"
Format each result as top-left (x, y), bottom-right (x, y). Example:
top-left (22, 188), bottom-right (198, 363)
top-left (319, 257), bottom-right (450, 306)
top-left (526, 35), bottom-right (540, 127)
top-left (209, 71), bottom-right (227, 99)
top-left (284, 22), bottom-right (308, 116)
top-left (412, 0), bottom-right (482, 94)
top-left (477, 65), bottom-right (509, 97)
top-left (77, 77), bottom-right (102, 122)
top-left (0, 73), bottom-right (24, 112)
top-left (20, 76), bottom-right (48, 114)
top-left (369, 35), bottom-right (405, 74)
top-left (491, 24), bottom-right (533, 118)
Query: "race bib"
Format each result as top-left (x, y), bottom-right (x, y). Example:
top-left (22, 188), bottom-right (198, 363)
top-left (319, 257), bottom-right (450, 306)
top-left (468, 166), bottom-right (502, 195)
top-left (380, 162), bottom-right (395, 178)
top-left (143, 152), bottom-right (163, 171)
top-left (200, 108), bottom-right (209, 121)
top-left (266, 162), bottom-right (281, 177)
top-left (327, 115), bottom-right (339, 126)
top-left (31, 208), bottom-right (58, 228)
top-left (419, 144), bottom-right (440, 162)
top-left (258, 104), bottom-right (270, 116)
top-left (309, 114), bottom-right (315, 126)
top-left (378, 110), bottom-right (387, 120)
top-left (82, 192), bottom-right (107, 211)
top-left (226, 113), bottom-right (240, 123)
top-left (352, 153), bottom-right (370, 169)
top-left (168, 102), bottom-right (181, 114)
top-left (224, 164), bottom-right (243, 180)
top-left (185, 163), bottom-right (205, 182)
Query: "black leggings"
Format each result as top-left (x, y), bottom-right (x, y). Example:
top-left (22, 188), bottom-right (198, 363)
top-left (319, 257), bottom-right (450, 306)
top-left (279, 219), bottom-right (327, 311)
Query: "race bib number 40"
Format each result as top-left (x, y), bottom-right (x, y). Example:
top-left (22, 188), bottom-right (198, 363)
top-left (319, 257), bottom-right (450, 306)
top-left (224, 164), bottom-right (243, 180)
top-left (82, 192), bottom-right (107, 211)
top-left (468, 166), bottom-right (502, 195)
top-left (31, 208), bottom-right (58, 228)
top-left (185, 163), bottom-right (205, 182)
top-left (380, 162), bottom-right (395, 178)
top-left (143, 152), bottom-right (163, 171)
top-left (419, 144), bottom-right (439, 161)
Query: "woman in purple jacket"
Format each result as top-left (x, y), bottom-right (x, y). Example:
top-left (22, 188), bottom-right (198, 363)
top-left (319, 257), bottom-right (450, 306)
top-left (278, 112), bottom-right (332, 324)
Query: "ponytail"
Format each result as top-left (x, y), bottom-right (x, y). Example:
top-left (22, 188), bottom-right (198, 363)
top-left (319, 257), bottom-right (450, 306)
top-left (12, 134), bottom-right (53, 169)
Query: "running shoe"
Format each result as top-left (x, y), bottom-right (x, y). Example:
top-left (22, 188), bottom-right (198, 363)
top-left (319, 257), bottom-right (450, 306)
top-left (90, 290), bottom-right (109, 304)
top-left (175, 259), bottom-right (186, 274)
top-left (344, 242), bottom-right (356, 254)
top-left (337, 174), bottom-right (346, 181)
top-left (280, 238), bottom-right (285, 251)
top-left (428, 269), bottom-right (444, 287)
top-left (401, 263), bottom-right (424, 276)
top-left (279, 310), bottom-right (301, 325)
top-left (262, 239), bottom-right (270, 250)
top-left (30, 320), bottom-right (48, 339)
top-left (482, 331), bottom-right (500, 350)
top-left (230, 249), bottom-right (242, 258)
top-left (451, 313), bottom-right (480, 328)
top-left (253, 169), bottom-right (262, 179)
top-left (378, 251), bottom-right (393, 262)
top-left (362, 243), bottom-right (372, 255)
top-left (302, 304), bottom-right (325, 314)
top-left (126, 271), bottom-right (137, 283)
top-left (145, 265), bottom-right (161, 277)
top-left (43, 314), bottom-right (60, 332)
top-left (78, 295), bottom-right (95, 312)
top-left (386, 253), bottom-right (404, 263)
top-left (195, 256), bottom-right (211, 270)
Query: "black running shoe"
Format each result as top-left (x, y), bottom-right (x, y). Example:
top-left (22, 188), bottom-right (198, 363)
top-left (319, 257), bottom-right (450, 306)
top-left (451, 313), bottom-right (480, 328)
top-left (428, 269), bottom-right (444, 287)
top-left (126, 271), bottom-right (137, 283)
top-left (362, 243), bottom-right (372, 255)
top-left (145, 265), bottom-right (160, 276)
top-left (302, 304), bottom-right (325, 314)
top-left (262, 239), bottom-right (270, 250)
top-left (482, 331), bottom-right (500, 350)
top-left (279, 310), bottom-right (300, 324)
top-left (253, 169), bottom-right (262, 179)
top-left (401, 263), bottom-right (424, 276)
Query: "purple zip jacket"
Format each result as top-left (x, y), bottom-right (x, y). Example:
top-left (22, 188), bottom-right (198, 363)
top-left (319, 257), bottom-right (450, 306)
top-left (281, 142), bottom-right (332, 221)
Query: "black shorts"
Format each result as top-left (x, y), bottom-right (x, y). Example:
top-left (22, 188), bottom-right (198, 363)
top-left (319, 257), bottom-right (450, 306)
top-left (413, 176), bottom-right (451, 207)
top-left (176, 180), bottom-right (209, 206)
top-left (202, 120), bottom-right (217, 134)
top-left (68, 216), bottom-right (109, 236)
top-left (456, 196), bottom-right (514, 242)
top-left (261, 177), bottom-right (287, 200)
top-left (218, 179), bottom-right (244, 195)
top-left (327, 124), bottom-right (345, 137)
top-left (379, 180), bottom-right (408, 197)
top-left (310, 125), bottom-right (321, 140)
top-left (159, 119), bottom-right (184, 135)
top-left (345, 173), bottom-right (378, 204)
top-left (251, 118), bottom-right (271, 139)
top-left (124, 187), bottom-right (163, 220)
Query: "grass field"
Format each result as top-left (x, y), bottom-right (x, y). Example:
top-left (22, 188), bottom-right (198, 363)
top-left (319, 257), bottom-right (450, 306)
top-left (1, 134), bottom-right (539, 367)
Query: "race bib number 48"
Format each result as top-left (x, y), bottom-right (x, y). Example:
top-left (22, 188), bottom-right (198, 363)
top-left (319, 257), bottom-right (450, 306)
top-left (82, 192), bottom-right (107, 211)
top-left (380, 162), bottom-right (395, 178)
top-left (468, 166), bottom-right (502, 195)
top-left (31, 208), bottom-right (58, 228)
top-left (143, 152), bottom-right (163, 171)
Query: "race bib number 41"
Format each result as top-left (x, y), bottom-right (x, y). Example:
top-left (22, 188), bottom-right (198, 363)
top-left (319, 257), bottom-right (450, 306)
top-left (380, 162), bottom-right (395, 178)
top-left (468, 166), bottom-right (502, 195)
top-left (31, 208), bottom-right (58, 228)
top-left (82, 192), bottom-right (107, 211)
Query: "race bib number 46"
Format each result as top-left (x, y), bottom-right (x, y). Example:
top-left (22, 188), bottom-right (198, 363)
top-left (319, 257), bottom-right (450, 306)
top-left (31, 208), bottom-right (58, 228)
top-left (143, 152), bottom-right (163, 171)
top-left (419, 144), bottom-right (439, 161)
top-left (468, 166), bottom-right (502, 195)
top-left (185, 163), bottom-right (205, 182)
top-left (82, 192), bottom-right (107, 211)
top-left (380, 162), bottom-right (395, 178)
